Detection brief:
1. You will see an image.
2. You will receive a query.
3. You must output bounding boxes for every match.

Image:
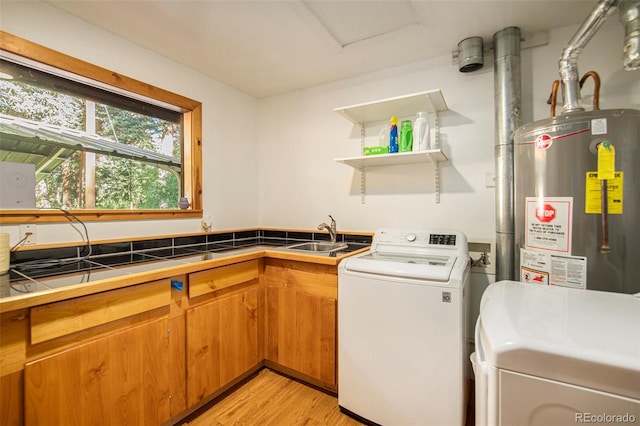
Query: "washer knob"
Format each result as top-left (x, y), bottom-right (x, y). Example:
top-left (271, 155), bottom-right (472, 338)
top-left (406, 233), bottom-right (417, 242)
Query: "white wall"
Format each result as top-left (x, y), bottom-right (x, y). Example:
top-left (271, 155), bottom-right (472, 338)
top-left (1, 2), bottom-right (637, 250)
top-left (258, 55), bottom-right (496, 240)
top-left (0, 0), bottom-right (260, 245)
top-left (255, 17), bottom-right (638, 347)
top-left (2, 2), bottom-right (637, 350)
top-left (257, 18), bottom-right (637, 241)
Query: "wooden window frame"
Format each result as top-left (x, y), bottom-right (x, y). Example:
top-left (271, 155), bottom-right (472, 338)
top-left (0, 31), bottom-right (203, 223)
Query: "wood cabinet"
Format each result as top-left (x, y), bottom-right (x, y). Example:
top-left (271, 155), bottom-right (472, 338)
top-left (1, 254), bottom-right (344, 425)
top-left (30, 279), bottom-right (170, 344)
top-left (264, 259), bottom-right (337, 391)
top-left (186, 261), bottom-right (262, 408)
top-left (1, 309), bottom-right (28, 426)
top-left (1, 279), bottom-right (174, 426)
top-left (24, 317), bottom-right (171, 425)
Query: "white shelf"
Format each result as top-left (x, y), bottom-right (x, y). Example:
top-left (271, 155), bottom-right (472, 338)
top-left (333, 89), bottom-right (448, 204)
top-left (333, 89), bottom-right (448, 125)
top-left (334, 150), bottom-right (447, 169)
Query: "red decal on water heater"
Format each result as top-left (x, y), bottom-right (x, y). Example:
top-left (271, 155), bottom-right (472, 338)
top-left (535, 134), bottom-right (553, 150)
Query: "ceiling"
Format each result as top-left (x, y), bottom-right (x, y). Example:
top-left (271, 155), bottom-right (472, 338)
top-left (46, 0), bottom-right (601, 98)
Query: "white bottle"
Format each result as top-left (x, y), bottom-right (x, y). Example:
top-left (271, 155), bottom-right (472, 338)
top-left (379, 127), bottom-right (389, 147)
top-left (412, 111), bottom-right (430, 151)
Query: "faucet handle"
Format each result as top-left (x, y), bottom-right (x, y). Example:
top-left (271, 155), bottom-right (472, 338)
top-left (328, 214), bottom-right (335, 224)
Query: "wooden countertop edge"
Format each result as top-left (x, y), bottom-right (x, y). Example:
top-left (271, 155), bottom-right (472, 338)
top-left (0, 246), bottom-right (369, 313)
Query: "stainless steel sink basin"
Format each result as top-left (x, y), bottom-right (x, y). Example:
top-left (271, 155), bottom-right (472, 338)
top-left (285, 241), bottom-right (348, 253)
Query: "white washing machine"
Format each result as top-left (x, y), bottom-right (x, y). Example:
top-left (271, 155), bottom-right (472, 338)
top-left (338, 228), bottom-right (470, 426)
top-left (475, 281), bottom-right (640, 426)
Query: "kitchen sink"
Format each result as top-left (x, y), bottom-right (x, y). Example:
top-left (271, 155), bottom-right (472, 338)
top-left (285, 241), bottom-right (348, 253)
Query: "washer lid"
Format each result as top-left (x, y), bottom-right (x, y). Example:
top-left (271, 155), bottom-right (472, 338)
top-left (479, 281), bottom-right (640, 399)
top-left (344, 251), bottom-right (455, 281)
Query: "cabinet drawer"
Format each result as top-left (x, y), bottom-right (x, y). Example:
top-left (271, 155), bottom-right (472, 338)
top-left (30, 280), bottom-right (170, 344)
top-left (188, 260), bottom-right (259, 298)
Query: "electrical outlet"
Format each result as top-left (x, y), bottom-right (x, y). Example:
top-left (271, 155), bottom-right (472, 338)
top-left (19, 224), bottom-right (37, 245)
top-left (485, 172), bottom-right (496, 188)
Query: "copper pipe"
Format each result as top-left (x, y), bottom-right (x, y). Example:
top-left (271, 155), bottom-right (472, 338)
top-left (579, 71), bottom-right (601, 110)
top-left (547, 80), bottom-right (560, 117)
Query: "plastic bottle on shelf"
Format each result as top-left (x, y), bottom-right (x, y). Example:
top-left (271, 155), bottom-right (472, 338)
top-left (399, 120), bottom-right (413, 152)
top-left (389, 116), bottom-right (399, 153)
top-left (379, 127), bottom-right (389, 147)
top-left (412, 111), bottom-right (430, 152)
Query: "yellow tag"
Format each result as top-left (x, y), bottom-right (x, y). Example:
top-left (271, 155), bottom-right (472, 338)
top-left (585, 171), bottom-right (623, 214)
top-left (597, 142), bottom-right (615, 180)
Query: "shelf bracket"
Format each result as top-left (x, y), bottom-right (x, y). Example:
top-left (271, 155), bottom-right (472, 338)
top-left (359, 166), bottom-right (365, 204)
top-left (359, 123), bottom-right (366, 204)
top-left (433, 110), bottom-right (441, 204)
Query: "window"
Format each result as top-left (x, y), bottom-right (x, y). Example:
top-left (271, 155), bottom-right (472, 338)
top-left (0, 31), bottom-right (202, 223)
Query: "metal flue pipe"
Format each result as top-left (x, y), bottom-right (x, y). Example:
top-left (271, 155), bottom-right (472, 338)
top-left (559, 0), bottom-right (620, 113)
top-left (620, 0), bottom-right (640, 70)
top-left (494, 27), bottom-right (521, 282)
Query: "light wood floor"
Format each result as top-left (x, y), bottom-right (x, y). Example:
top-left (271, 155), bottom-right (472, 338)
top-left (182, 368), bottom-right (475, 426)
top-left (182, 369), bottom-right (364, 426)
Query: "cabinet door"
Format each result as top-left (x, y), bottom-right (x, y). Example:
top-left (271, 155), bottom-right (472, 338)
top-left (266, 286), bottom-right (336, 387)
top-left (186, 287), bottom-right (259, 407)
top-left (24, 317), bottom-right (170, 426)
top-left (264, 259), bottom-right (338, 389)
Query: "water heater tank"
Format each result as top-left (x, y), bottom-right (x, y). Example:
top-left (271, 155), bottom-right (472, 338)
top-left (513, 109), bottom-right (640, 294)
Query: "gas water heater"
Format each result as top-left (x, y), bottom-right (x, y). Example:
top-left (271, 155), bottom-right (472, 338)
top-left (514, 109), bottom-right (639, 294)
top-left (514, 0), bottom-right (640, 294)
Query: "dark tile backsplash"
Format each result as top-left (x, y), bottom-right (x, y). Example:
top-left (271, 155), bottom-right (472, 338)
top-left (287, 231), bottom-right (313, 241)
top-left (314, 233), bottom-right (332, 242)
top-left (10, 229), bottom-right (372, 267)
top-left (138, 247), bottom-right (174, 258)
top-left (344, 234), bottom-right (372, 244)
top-left (133, 238), bottom-right (173, 251)
top-left (234, 238), bottom-right (260, 248)
top-left (174, 245), bottom-right (206, 256)
top-left (208, 233), bottom-right (234, 243)
top-left (90, 242), bottom-right (132, 257)
top-left (95, 252), bottom-right (135, 266)
top-left (234, 230), bottom-right (258, 240)
top-left (11, 246), bottom-right (80, 264)
top-left (174, 235), bottom-right (206, 246)
top-left (262, 230), bottom-right (286, 239)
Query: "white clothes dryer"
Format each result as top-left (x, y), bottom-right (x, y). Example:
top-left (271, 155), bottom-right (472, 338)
top-left (475, 281), bottom-right (640, 426)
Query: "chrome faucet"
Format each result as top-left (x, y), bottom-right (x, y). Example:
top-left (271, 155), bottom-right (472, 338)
top-left (318, 215), bottom-right (337, 243)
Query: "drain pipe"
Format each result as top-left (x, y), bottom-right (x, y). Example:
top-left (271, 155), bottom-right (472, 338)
top-left (494, 27), bottom-right (521, 282)
top-left (559, 0), bottom-right (620, 113)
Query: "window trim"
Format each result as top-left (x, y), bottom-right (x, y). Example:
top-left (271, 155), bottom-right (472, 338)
top-left (0, 31), bottom-right (203, 223)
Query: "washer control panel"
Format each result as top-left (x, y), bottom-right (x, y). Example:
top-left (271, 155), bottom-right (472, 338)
top-left (429, 234), bottom-right (457, 246)
top-left (372, 228), bottom-right (468, 256)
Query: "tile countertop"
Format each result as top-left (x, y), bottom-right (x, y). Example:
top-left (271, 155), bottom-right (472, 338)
top-left (1, 229), bottom-right (371, 313)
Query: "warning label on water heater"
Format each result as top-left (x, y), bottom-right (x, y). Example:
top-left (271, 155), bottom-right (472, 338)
top-left (520, 248), bottom-right (587, 289)
top-left (525, 197), bottom-right (573, 254)
top-left (585, 171), bottom-right (623, 214)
